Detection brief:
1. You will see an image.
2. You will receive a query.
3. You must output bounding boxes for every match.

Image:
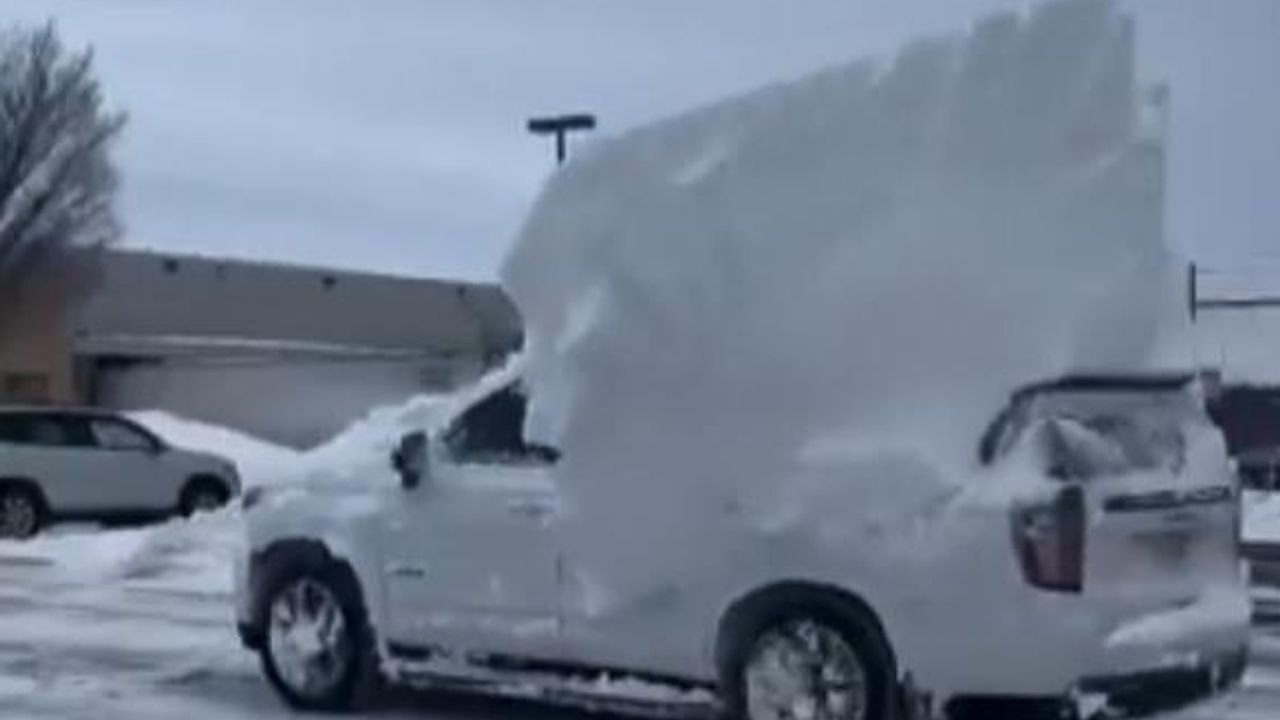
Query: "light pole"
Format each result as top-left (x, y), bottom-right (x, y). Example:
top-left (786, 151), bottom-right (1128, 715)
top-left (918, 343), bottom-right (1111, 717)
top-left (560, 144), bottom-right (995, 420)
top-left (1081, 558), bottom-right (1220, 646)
top-left (527, 113), bottom-right (597, 166)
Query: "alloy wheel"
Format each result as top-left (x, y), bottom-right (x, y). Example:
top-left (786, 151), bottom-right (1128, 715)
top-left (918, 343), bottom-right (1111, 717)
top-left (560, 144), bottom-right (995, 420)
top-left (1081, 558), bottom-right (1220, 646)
top-left (267, 577), bottom-right (352, 700)
top-left (0, 492), bottom-right (38, 539)
top-left (744, 619), bottom-right (870, 720)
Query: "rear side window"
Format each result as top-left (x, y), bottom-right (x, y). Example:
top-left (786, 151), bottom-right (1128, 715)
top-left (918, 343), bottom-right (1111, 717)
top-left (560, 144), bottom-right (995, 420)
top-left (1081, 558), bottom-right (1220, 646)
top-left (0, 415), bottom-right (30, 444)
top-left (982, 384), bottom-right (1200, 481)
top-left (91, 419), bottom-right (157, 452)
top-left (20, 415), bottom-right (94, 448)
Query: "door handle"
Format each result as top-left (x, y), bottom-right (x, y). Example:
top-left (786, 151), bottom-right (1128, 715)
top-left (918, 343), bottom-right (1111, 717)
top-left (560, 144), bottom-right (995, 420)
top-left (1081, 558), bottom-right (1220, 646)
top-left (387, 564), bottom-right (427, 579)
top-left (507, 499), bottom-right (554, 519)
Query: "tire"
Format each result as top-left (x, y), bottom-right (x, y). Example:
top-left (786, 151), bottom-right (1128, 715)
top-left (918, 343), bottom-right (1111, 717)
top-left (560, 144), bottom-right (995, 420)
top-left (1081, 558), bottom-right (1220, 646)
top-left (180, 478), bottom-right (229, 517)
top-left (259, 559), bottom-right (381, 712)
top-left (0, 485), bottom-right (44, 540)
top-left (722, 601), bottom-right (897, 720)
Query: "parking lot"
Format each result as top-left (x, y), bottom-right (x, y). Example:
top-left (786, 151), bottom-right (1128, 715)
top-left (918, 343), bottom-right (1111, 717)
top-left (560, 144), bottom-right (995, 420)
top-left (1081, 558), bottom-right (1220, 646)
top-left (0, 526), bottom-right (1277, 720)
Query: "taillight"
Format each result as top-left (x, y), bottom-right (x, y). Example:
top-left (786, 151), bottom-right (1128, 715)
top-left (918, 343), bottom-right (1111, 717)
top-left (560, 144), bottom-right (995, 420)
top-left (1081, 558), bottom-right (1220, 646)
top-left (1011, 486), bottom-right (1086, 593)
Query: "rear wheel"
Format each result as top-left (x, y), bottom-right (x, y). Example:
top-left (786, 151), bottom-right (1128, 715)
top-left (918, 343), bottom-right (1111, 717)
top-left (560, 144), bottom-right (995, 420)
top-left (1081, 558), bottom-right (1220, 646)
top-left (259, 562), bottom-right (379, 711)
top-left (724, 604), bottom-right (896, 720)
top-left (180, 479), bottom-right (229, 516)
top-left (0, 486), bottom-right (43, 540)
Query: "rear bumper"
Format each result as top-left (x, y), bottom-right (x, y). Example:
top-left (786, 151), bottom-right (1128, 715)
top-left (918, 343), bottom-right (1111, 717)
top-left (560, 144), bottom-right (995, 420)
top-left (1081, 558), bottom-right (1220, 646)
top-left (945, 645), bottom-right (1247, 720)
top-left (1075, 645), bottom-right (1247, 717)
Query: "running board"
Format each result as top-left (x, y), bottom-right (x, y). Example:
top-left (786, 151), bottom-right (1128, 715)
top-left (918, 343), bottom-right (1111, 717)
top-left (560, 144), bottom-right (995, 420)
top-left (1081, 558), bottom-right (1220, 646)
top-left (386, 644), bottom-right (717, 718)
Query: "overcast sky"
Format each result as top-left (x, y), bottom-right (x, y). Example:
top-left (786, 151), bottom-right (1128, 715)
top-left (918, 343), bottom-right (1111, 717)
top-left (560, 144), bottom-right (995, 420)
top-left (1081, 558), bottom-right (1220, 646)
top-left (7, 0), bottom-right (1279, 281)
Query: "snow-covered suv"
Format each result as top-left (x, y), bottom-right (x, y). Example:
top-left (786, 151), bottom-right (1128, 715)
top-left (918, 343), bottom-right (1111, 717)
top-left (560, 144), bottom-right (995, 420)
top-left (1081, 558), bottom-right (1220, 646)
top-left (0, 407), bottom-right (240, 538)
top-left (235, 373), bottom-right (1249, 719)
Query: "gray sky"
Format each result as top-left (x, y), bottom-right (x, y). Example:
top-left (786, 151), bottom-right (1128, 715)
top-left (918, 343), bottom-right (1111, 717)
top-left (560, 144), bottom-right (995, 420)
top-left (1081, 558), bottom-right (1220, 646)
top-left (8, 0), bottom-right (1279, 281)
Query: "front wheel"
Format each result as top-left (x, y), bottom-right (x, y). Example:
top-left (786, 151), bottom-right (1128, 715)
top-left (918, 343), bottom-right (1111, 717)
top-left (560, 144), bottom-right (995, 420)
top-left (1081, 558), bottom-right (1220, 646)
top-left (259, 564), bottom-right (379, 711)
top-left (0, 486), bottom-right (43, 540)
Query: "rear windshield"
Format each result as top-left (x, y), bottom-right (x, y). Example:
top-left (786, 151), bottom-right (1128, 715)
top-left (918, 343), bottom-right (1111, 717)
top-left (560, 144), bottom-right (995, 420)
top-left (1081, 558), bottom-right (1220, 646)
top-left (981, 383), bottom-right (1204, 481)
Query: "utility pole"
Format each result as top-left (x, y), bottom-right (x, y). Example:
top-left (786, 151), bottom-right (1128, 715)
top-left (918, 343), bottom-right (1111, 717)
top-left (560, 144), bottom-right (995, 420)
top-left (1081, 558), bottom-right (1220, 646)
top-left (527, 113), bottom-right (597, 166)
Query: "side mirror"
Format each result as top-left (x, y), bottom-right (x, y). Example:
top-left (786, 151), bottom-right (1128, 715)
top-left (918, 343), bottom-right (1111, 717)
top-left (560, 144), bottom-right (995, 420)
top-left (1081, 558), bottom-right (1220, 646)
top-left (391, 431), bottom-right (429, 490)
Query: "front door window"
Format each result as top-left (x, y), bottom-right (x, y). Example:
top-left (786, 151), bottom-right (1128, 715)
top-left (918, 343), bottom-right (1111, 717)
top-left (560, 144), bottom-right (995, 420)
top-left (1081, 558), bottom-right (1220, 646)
top-left (444, 383), bottom-right (560, 466)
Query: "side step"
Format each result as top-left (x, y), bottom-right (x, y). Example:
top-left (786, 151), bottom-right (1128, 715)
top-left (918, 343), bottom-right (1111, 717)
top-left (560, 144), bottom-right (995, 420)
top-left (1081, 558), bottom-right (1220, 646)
top-left (387, 646), bottom-right (718, 719)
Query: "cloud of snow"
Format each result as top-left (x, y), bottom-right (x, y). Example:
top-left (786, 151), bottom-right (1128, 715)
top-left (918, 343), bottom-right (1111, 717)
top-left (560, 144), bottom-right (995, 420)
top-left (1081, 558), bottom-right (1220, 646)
top-left (503, 0), bottom-right (1185, 612)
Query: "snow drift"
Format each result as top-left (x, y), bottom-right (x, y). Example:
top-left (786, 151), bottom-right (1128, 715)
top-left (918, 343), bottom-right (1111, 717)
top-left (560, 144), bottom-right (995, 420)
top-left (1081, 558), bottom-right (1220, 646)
top-left (130, 410), bottom-right (303, 488)
top-left (0, 397), bottom-right (459, 594)
top-left (503, 0), bottom-right (1185, 612)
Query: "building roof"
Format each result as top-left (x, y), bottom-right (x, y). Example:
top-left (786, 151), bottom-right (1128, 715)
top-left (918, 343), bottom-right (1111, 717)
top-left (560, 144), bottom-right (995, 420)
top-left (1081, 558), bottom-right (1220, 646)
top-left (74, 249), bottom-right (522, 360)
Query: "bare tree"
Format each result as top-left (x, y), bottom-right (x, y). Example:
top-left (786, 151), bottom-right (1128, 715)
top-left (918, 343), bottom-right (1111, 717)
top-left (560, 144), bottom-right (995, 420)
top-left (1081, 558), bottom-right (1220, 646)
top-left (0, 22), bottom-right (125, 306)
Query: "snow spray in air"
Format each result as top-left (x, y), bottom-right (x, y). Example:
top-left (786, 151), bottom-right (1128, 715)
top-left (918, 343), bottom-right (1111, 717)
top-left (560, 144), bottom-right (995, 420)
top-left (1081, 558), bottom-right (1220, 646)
top-left (503, 0), bottom-right (1183, 622)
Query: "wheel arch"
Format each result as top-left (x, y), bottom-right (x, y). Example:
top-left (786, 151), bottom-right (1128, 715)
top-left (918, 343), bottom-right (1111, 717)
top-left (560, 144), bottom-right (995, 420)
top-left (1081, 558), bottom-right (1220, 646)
top-left (0, 477), bottom-right (49, 512)
top-left (178, 474), bottom-right (232, 512)
top-left (182, 473), bottom-right (231, 496)
top-left (713, 579), bottom-right (899, 684)
top-left (251, 536), bottom-right (384, 710)
top-left (247, 538), bottom-right (366, 635)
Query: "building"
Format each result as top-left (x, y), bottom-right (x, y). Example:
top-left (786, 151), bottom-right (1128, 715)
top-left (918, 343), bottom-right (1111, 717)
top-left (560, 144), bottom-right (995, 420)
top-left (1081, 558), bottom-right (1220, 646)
top-left (0, 249), bottom-right (522, 447)
top-left (0, 275), bottom-right (77, 405)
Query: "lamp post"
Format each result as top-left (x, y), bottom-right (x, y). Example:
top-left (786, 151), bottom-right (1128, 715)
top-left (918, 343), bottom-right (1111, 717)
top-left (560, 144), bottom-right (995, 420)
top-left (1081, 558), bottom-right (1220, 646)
top-left (527, 113), bottom-right (597, 166)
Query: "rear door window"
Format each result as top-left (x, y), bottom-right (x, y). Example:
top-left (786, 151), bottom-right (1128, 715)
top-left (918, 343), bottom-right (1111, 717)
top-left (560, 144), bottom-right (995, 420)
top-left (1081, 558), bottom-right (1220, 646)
top-left (24, 415), bottom-right (94, 449)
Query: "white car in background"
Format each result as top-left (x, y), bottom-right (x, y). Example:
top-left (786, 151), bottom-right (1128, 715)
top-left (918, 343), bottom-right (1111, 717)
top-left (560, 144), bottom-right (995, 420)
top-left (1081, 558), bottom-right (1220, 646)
top-left (234, 374), bottom-right (1248, 720)
top-left (0, 407), bottom-right (241, 539)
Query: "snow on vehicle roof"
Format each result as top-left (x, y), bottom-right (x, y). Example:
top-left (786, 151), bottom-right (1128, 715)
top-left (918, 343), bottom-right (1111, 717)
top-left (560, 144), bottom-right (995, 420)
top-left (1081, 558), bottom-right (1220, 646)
top-left (501, 0), bottom-right (1184, 614)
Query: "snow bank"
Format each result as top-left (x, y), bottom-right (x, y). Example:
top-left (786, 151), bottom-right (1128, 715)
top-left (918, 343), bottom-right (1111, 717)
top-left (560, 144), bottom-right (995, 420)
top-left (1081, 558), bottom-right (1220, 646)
top-left (0, 391), bottom-right (484, 593)
top-left (129, 410), bottom-right (303, 488)
top-left (3, 524), bottom-right (157, 582)
top-left (503, 0), bottom-right (1181, 610)
top-left (0, 413), bottom-right (304, 593)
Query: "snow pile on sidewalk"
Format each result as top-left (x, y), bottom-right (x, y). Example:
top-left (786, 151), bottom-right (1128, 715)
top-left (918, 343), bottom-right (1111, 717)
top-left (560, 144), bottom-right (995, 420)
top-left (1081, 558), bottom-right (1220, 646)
top-left (504, 0), bottom-right (1181, 611)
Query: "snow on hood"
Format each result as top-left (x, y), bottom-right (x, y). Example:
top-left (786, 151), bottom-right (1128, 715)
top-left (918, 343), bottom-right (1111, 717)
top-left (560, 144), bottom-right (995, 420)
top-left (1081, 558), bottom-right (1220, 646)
top-left (502, 0), bottom-right (1185, 608)
top-left (297, 356), bottom-right (524, 487)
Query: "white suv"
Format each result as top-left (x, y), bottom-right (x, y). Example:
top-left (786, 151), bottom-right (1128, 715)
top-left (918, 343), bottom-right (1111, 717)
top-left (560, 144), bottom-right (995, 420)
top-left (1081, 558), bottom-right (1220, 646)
top-left (0, 407), bottom-right (240, 538)
top-left (234, 374), bottom-right (1249, 719)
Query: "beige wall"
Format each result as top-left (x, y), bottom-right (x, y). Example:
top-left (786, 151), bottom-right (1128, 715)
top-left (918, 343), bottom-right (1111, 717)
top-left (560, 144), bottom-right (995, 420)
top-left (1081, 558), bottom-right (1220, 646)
top-left (0, 280), bottom-right (75, 405)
